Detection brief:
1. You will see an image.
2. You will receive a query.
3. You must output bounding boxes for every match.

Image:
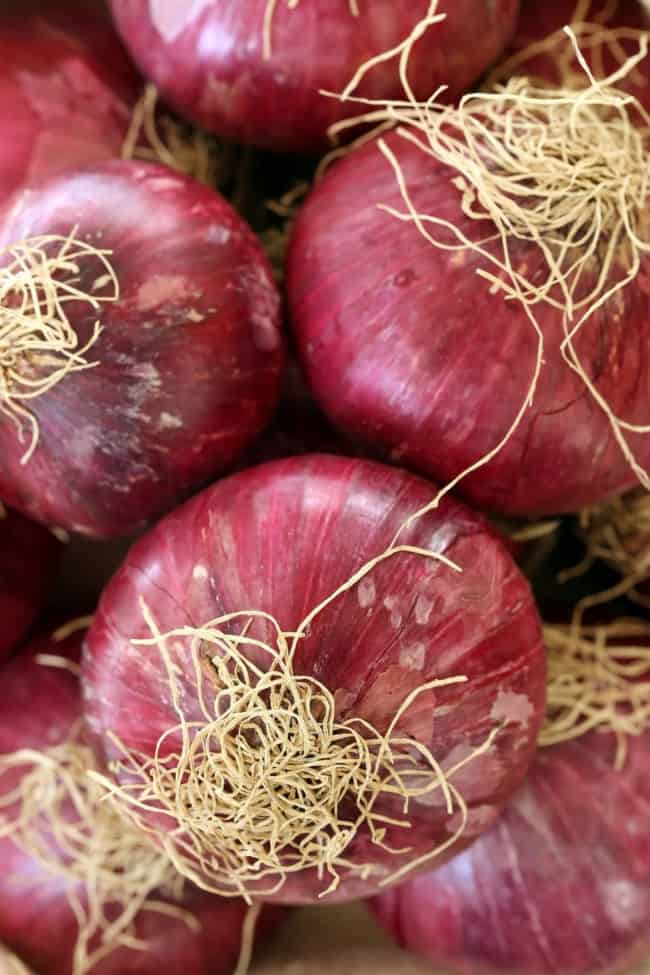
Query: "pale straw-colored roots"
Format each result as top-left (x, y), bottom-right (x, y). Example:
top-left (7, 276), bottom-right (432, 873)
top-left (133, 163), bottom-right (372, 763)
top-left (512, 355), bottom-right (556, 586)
top-left (0, 231), bottom-right (118, 463)
top-left (0, 731), bottom-right (193, 975)
top-left (94, 576), bottom-right (502, 903)
top-left (0, 946), bottom-right (34, 975)
top-left (541, 618), bottom-right (650, 767)
top-left (121, 84), bottom-right (230, 189)
top-left (579, 489), bottom-right (650, 598)
top-left (262, 181), bottom-right (309, 282)
top-left (488, 0), bottom-right (650, 92)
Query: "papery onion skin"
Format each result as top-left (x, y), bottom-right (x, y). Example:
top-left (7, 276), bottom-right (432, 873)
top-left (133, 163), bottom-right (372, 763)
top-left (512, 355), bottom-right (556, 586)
top-left (372, 729), bottom-right (650, 975)
top-left (83, 453), bottom-right (546, 905)
top-left (287, 130), bottom-right (650, 517)
top-left (0, 0), bottom-right (139, 211)
top-left (107, 0), bottom-right (519, 155)
top-left (497, 0), bottom-right (650, 107)
top-left (0, 629), bottom-right (281, 975)
top-left (0, 160), bottom-right (284, 538)
top-left (0, 509), bottom-right (61, 662)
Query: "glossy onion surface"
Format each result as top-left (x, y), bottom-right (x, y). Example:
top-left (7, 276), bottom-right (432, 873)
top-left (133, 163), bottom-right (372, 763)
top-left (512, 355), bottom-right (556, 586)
top-left (84, 454), bottom-right (545, 904)
top-left (0, 160), bottom-right (284, 538)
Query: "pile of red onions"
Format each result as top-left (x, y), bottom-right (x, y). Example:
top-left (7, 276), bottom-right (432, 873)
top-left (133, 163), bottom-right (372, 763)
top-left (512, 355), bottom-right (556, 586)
top-left (0, 507), bottom-right (60, 662)
top-left (82, 454), bottom-right (545, 904)
top-left (287, 115), bottom-right (650, 516)
top-left (0, 159), bottom-right (284, 537)
top-left (0, 0), bottom-right (140, 211)
top-left (108, 0), bottom-right (520, 154)
top-left (372, 727), bottom-right (650, 975)
top-left (0, 627), bottom-right (280, 975)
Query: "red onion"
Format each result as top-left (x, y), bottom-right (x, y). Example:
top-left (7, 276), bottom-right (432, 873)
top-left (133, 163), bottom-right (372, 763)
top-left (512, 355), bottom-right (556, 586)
top-left (0, 160), bottom-right (284, 538)
top-left (82, 454), bottom-right (545, 905)
top-left (107, 0), bottom-right (519, 154)
top-left (0, 0), bottom-right (140, 212)
top-left (0, 507), bottom-right (60, 662)
top-left (0, 627), bottom-right (281, 975)
top-left (371, 728), bottom-right (650, 975)
top-left (494, 0), bottom-right (650, 108)
top-left (287, 121), bottom-right (650, 517)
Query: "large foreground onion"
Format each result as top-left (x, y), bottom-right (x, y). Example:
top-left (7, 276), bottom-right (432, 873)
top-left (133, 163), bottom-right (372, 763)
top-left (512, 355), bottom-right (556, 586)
top-left (108, 0), bottom-right (519, 154)
top-left (0, 0), bottom-right (139, 210)
top-left (0, 160), bottom-right (284, 538)
top-left (287, 116), bottom-right (650, 516)
top-left (83, 454), bottom-right (545, 905)
top-left (372, 728), bottom-right (650, 975)
top-left (0, 627), bottom-right (280, 975)
top-left (0, 507), bottom-right (60, 662)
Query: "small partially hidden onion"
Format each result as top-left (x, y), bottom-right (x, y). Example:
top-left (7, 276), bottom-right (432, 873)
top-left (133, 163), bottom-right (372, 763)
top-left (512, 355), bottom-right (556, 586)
top-left (108, 0), bottom-right (520, 154)
top-left (0, 627), bottom-right (281, 975)
top-left (83, 454), bottom-right (545, 906)
top-left (0, 160), bottom-right (284, 538)
top-left (0, 0), bottom-right (139, 210)
top-left (372, 729), bottom-right (650, 975)
top-left (0, 507), bottom-right (60, 662)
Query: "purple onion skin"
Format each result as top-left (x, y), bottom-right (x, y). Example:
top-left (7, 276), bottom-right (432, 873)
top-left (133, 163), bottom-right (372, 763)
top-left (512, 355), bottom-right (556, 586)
top-left (0, 160), bottom-right (284, 538)
top-left (501, 0), bottom-right (650, 109)
top-left (0, 509), bottom-right (61, 662)
top-left (107, 0), bottom-right (519, 155)
top-left (372, 729), bottom-right (650, 975)
top-left (0, 0), bottom-right (140, 211)
top-left (0, 630), bottom-right (282, 975)
top-left (287, 130), bottom-right (650, 517)
top-left (83, 453), bottom-right (546, 905)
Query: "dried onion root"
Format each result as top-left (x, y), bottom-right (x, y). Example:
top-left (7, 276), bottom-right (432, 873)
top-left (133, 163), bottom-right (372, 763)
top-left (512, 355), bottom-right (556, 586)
top-left (487, 0), bottom-right (650, 92)
top-left (92, 583), bottom-right (501, 903)
top-left (0, 731), bottom-right (195, 975)
top-left (0, 946), bottom-right (33, 975)
top-left (0, 231), bottom-right (118, 463)
top-left (541, 617), bottom-right (650, 767)
top-left (324, 28), bottom-right (650, 502)
top-left (121, 84), bottom-right (231, 189)
top-left (578, 489), bottom-right (650, 599)
top-left (261, 181), bottom-right (310, 283)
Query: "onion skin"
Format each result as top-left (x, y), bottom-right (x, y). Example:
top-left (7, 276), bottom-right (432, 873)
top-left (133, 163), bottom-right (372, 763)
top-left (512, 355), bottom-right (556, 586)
top-left (0, 0), bottom-right (139, 211)
top-left (372, 729), bottom-right (650, 975)
top-left (83, 453), bottom-right (546, 904)
top-left (287, 130), bottom-right (650, 517)
top-left (0, 509), bottom-right (61, 662)
top-left (0, 160), bottom-right (284, 538)
top-left (107, 0), bottom-right (519, 155)
top-left (499, 0), bottom-right (650, 108)
top-left (0, 630), bottom-right (281, 975)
